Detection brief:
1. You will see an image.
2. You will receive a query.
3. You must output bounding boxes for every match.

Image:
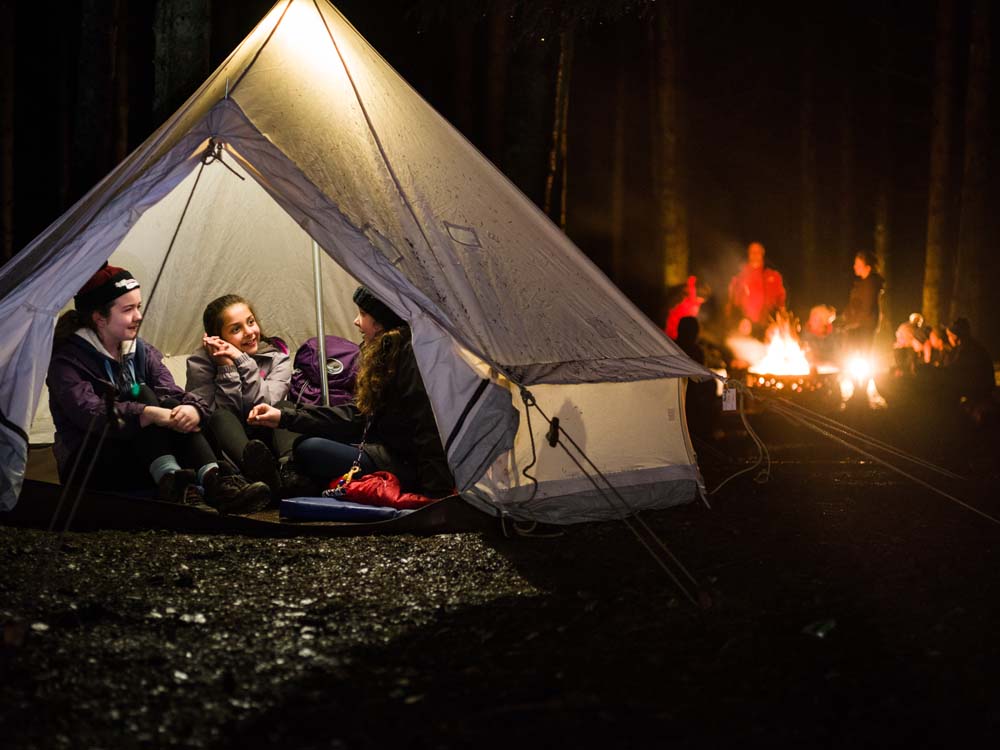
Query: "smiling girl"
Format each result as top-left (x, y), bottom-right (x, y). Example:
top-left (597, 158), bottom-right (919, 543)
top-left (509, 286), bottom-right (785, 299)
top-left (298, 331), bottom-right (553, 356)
top-left (185, 294), bottom-right (293, 494)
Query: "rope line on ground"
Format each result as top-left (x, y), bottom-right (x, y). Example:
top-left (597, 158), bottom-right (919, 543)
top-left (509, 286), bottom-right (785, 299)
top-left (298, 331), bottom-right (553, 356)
top-left (762, 398), bottom-right (1000, 528)
top-left (527, 398), bottom-right (701, 587)
top-left (516, 388), bottom-right (541, 508)
top-left (707, 383), bottom-right (771, 496)
top-left (518, 392), bottom-right (705, 607)
top-left (762, 393), bottom-right (967, 481)
top-left (37, 423), bottom-right (112, 590)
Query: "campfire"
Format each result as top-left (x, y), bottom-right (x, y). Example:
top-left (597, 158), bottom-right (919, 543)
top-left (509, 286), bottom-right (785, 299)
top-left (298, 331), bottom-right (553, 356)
top-left (721, 314), bottom-right (886, 411)
top-left (736, 318), bottom-right (839, 396)
top-left (749, 326), bottom-right (811, 377)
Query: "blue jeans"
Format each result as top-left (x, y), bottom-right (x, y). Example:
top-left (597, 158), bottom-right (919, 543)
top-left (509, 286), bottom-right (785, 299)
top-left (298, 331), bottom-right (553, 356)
top-left (293, 437), bottom-right (377, 485)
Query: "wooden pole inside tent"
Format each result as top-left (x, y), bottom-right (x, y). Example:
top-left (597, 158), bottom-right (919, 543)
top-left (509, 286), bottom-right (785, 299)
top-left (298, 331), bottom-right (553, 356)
top-left (312, 239), bottom-right (330, 406)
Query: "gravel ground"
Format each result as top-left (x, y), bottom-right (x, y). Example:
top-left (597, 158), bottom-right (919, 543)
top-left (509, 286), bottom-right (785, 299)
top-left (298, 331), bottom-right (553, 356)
top-left (3, 410), bottom-right (999, 748)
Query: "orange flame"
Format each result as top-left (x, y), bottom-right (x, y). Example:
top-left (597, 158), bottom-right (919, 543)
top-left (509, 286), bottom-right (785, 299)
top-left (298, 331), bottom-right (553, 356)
top-left (748, 325), bottom-right (811, 376)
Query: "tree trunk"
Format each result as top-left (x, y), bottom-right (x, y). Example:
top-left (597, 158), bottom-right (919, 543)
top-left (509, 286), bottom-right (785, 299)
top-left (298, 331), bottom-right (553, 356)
top-left (72, 0), bottom-right (116, 203)
top-left (610, 27), bottom-right (627, 286)
top-left (501, 37), bottom-right (556, 206)
top-left (543, 29), bottom-right (574, 230)
top-left (799, 14), bottom-right (819, 307)
top-left (56, 6), bottom-right (77, 210)
top-left (654, 0), bottom-right (689, 291)
top-left (153, 0), bottom-right (211, 121)
top-left (113, 0), bottom-right (130, 163)
top-left (485, 8), bottom-right (509, 165)
top-left (949, 0), bottom-right (990, 329)
top-left (874, 6), bottom-right (893, 324)
top-left (0, 0), bottom-right (14, 263)
top-left (922, 0), bottom-right (956, 327)
top-left (838, 42), bottom-right (855, 275)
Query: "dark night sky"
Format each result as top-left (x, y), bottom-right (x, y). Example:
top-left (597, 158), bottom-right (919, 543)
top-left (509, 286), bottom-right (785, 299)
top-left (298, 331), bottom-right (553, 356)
top-left (4, 0), bottom-right (998, 350)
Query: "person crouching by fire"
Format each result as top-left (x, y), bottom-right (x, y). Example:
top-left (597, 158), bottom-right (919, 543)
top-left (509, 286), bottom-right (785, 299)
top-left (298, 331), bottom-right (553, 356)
top-left (801, 304), bottom-right (837, 368)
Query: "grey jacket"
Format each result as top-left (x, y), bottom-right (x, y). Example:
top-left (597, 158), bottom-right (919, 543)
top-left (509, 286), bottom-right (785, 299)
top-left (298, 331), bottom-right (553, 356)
top-left (185, 339), bottom-right (291, 416)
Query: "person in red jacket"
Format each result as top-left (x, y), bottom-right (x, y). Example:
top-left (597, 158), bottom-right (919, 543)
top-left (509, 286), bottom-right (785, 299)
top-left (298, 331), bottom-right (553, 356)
top-left (727, 242), bottom-right (787, 337)
top-left (664, 275), bottom-right (705, 340)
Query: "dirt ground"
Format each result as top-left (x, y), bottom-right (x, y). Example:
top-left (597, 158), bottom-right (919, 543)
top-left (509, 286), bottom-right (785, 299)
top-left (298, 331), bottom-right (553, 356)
top-left (2, 406), bottom-right (999, 749)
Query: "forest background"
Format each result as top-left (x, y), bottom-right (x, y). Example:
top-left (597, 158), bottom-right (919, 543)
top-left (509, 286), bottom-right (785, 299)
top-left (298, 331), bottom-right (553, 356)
top-left (1, 0), bottom-right (997, 352)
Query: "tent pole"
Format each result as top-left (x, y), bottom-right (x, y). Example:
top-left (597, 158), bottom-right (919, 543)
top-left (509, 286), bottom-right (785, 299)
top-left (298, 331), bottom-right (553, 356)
top-left (312, 239), bottom-right (330, 406)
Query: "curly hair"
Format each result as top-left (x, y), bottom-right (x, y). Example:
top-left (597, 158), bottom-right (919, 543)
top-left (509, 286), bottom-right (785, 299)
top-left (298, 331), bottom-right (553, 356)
top-left (354, 326), bottom-right (408, 416)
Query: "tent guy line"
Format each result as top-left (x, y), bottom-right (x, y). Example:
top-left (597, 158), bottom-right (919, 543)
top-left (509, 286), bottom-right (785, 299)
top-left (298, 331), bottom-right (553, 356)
top-left (520, 389), bottom-right (707, 608)
top-left (751, 389), bottom-right (1000, 528)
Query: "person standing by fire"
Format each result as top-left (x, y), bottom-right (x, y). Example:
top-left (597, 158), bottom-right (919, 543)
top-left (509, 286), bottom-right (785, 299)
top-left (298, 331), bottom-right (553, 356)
top-left (727, 241), bottom-right (787, 338)
top-left (839, 250), bottom-right (884, 355)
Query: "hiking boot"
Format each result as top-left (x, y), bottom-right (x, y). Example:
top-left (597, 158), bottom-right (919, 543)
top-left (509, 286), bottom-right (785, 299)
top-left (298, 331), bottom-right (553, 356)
top-left (278, 460), bottom-right (321, 498)
top-left (204, 464), bottom-right (271, 515)
top-left (242, 440), bottom-right (281, 496)
top-left (157, 469), bottom-right (199, 505)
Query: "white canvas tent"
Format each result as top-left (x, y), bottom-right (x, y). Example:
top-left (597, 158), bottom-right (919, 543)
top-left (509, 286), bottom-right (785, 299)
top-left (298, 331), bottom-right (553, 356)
top-left (0, 0), bottom-right (712, 523)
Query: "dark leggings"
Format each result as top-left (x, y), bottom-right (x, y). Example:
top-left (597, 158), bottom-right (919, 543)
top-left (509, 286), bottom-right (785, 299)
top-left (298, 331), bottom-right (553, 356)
top-left (204, 402), bottom-right (299, 470)
top-left (61, 386), bottom-right (216, 492)
top-left (293, 436), bottom-right (376, 485)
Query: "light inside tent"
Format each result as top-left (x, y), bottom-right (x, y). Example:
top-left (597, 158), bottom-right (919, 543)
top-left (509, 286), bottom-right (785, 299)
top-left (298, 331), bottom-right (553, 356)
top-left (275, 0), bottom-right (349, 76)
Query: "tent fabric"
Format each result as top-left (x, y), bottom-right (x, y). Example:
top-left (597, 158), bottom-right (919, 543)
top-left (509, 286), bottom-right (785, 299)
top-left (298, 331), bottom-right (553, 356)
top-left (0, 0), bottom-right (714, 521)
top-left (464, 377), bottom-right (703, 524)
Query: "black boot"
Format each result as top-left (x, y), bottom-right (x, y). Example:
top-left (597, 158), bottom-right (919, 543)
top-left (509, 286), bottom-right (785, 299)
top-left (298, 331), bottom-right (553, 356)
top-left (204, 463), bottom-right (271, 515)
top-left (278, 460), bottom-right (321, 498)
top-left (242, 439), bottom-right (281, 496)
top-left (157, 469), bottom-right (198, 504)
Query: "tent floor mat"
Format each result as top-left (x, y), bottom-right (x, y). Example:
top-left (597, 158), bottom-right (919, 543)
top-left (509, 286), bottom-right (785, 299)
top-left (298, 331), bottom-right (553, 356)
top-left (1, 479), bottom-right (497, 537)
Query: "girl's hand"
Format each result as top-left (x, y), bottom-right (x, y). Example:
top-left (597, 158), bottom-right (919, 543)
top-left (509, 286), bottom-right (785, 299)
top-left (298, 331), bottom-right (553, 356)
top-left (139, 405), bottom-right (173, 428)
top-left (247, 403), bottom-right (281, 429)
top-left (169, 404), bottom-right (201, 433)
top-left (203, 334), bottom-right (239, 366)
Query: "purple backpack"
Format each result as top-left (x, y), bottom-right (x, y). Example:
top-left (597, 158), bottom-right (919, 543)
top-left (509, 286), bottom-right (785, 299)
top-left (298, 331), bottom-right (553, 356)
top-left (289, 335), bottom-right (360, 406)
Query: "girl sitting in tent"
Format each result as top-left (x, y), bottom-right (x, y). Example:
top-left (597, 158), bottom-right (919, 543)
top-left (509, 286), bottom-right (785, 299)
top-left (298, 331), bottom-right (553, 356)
top-left (47, 264), bottom-right (271, 514)
top-left (185, 294), bottom-right (297, 496)
top-left (247, 286), bottom-right (454, 499)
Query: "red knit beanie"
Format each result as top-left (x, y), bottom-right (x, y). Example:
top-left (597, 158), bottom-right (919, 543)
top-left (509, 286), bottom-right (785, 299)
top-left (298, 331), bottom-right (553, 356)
top-left (74, 263), bottom-right (140, 311)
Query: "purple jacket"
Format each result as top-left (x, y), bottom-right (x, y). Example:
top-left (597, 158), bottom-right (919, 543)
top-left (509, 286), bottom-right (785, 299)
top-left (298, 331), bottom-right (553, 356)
top-left (47, 330), bottom-right (209, 475)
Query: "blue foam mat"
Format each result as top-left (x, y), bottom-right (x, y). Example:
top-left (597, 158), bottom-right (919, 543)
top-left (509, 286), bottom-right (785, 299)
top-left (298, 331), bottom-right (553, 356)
top-left (279, 496), bottom-right (414, 523)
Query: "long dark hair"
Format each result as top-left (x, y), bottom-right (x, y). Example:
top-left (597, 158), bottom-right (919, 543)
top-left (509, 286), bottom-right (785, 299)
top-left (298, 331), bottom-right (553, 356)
top-left (53, 302), bottom-right (113, 349)
top-left (354, 326), bottom-right (408, 416)
top-left (202, 294), bottom-right (270, 342)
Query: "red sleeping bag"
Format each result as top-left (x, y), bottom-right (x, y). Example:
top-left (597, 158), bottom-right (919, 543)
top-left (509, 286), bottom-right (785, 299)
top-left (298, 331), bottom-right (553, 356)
top-left (335, 471), bottom-right (440, 510)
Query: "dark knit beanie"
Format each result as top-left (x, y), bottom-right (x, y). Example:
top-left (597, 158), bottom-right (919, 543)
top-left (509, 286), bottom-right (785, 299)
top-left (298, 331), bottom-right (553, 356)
top-left (352, 286), bottom-right (405, 330)
top-left (74, 263), bottom-right (140, 311)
